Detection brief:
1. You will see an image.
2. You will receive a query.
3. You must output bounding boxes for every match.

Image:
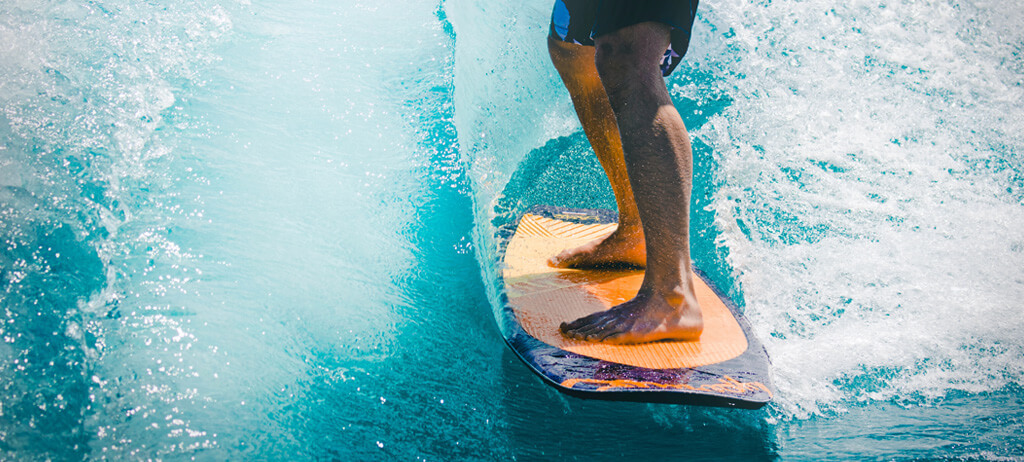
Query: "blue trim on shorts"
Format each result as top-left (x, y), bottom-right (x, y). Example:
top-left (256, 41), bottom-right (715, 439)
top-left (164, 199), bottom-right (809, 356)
top-left (552, 0), bottom-right (570, 40)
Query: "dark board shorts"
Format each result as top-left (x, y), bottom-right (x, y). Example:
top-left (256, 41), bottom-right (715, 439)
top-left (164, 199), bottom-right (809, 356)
top-left (549, 0), bottom-right (700, 76)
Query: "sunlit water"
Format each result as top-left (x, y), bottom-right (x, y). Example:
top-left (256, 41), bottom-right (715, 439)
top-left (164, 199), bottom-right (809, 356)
top-left (1, 0), bottom-right (1022, 460)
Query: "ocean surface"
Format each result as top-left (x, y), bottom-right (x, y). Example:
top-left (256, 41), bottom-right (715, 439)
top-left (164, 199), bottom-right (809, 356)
top-left (1, 0), bottom-right (1022, 460)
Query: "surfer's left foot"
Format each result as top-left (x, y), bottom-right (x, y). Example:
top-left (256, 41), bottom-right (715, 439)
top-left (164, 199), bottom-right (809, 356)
top-left (560, 284), bottom-right (703, 344)
top-left (548, 225), bottom-right (645, 269)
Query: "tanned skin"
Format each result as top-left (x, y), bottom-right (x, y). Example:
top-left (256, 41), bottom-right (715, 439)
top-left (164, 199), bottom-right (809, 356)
top-left (549, 22), bottom-right (703, 344)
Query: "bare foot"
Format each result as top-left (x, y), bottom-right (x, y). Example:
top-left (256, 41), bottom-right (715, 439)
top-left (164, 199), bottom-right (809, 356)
top-left (560, 286), bottom-right (703, 344)
top-left (549, 226), bottom-right (646, 269)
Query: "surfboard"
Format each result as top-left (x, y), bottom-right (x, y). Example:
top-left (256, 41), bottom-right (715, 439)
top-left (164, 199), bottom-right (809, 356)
top-left (498, 205), bottom-right (773, 408)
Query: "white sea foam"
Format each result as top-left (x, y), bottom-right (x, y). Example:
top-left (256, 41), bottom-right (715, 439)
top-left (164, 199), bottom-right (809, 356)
top-left (684, 0), bottom-right (1024, 417)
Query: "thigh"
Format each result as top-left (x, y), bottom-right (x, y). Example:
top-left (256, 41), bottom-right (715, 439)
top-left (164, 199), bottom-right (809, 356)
top-left (594, 21), bottom-right (672, 75)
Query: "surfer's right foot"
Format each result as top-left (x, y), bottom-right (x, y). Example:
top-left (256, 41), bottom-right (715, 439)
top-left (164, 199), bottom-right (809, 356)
top-left (549, 225), bottom-right (646, 269)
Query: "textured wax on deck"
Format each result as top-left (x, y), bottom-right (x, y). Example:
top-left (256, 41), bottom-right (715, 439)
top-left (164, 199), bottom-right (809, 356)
top-left (498, 206), bottom-right (773, 407)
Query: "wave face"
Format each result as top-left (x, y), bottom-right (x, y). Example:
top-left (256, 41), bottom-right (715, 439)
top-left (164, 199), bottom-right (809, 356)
top-left (452, 0), bottom-right (1024, 427)
top-left (1, 1), bottom-right (476, 459)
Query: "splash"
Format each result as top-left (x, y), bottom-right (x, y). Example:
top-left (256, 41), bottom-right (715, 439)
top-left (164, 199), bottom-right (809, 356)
top-left (1, 0), bottom-right (229, 458)
top-left (690, 0), bottom-right (1024, 417)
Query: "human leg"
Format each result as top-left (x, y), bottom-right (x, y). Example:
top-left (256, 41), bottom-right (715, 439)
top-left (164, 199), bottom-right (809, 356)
top-left (546, 37), bottom-right (645, 268)
top-left (560, 21), bottom-right (703, 344)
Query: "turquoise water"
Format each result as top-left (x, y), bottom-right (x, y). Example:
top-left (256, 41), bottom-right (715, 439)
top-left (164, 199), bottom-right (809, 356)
top-left (1, 0), bottom-right (1022, 460)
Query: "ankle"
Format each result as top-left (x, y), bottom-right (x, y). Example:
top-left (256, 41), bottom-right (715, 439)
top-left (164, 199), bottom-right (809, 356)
top-left (613, 222), bottom-right (643, 239)
top-left (643, 276), bottom-right (697, 303)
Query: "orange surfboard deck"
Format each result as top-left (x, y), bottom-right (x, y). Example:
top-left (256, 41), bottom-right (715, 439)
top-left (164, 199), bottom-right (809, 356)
top-left (497, 206), bottom-right (772, 407)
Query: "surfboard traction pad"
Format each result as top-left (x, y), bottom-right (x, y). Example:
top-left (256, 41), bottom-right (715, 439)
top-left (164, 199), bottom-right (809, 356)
top-left (497, 206), bottom-right (773, 408)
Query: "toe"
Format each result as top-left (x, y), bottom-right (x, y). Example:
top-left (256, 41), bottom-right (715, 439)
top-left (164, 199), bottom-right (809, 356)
top-left (576, 321), bottom-right (613, 340)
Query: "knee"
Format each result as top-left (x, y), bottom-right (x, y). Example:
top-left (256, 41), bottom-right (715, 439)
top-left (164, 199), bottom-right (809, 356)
top-left (594, 40), bottom-right (637, 95)
top-left (594, 22), bottom-right (671, 100)
top-left (594, 38), bottom-right (664, 106)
